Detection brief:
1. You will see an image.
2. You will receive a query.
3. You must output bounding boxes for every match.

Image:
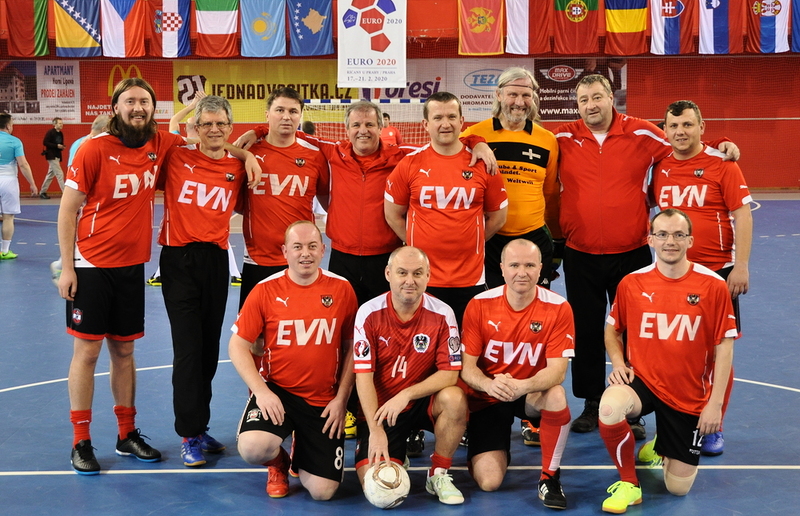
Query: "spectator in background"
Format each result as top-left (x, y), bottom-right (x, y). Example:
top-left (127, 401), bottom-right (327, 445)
top-left (40, 117), bottom-right (66, 199)
top-left (380, 112), bottom-right (404, 147)
top-left (0, 113), bottom-right (38, 259)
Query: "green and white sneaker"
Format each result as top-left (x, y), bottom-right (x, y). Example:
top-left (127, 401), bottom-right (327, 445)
top-left (426, 470), bottom-right (464, 505)
top-left (602, 481), bottom-right (642, 514)
top-left (637, 437), bottom-right (663, 468)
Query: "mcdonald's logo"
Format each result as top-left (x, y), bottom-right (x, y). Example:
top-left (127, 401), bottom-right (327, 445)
top-left (107, 65), bottom-right (144, 97)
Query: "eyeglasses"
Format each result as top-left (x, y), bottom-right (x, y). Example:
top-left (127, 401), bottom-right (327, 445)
top-left (651, 231), bottom-right (690, 241)
top-left (196, 122), bottom-right (231, 130)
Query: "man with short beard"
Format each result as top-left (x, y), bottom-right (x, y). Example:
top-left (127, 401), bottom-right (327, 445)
top-left (56, 78), bottom-right (258, 475)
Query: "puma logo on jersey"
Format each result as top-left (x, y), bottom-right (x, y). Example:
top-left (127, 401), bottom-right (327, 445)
top-left (255, 154), bottom-right (266, 162)
top-left (573, 139), bottom-right (584, 147)
top-left (276, 296), bottom-right (289, 307)
top-left (660, 168), bottom-right (670, 177)
top-left (108, 155), bottom-right (121, 165)
top-left (641, 292), bottom-right (655, 303)
top-left (378, 336), bottom-right (391, 346)
top-left (386, 180), bottom-right (393, 190)
top-left (184, 163), bottom-right (197, 173)
top-left (488, 320), bottom-right (501, 332)
top-left (419, 168), bottom-right (431, 177)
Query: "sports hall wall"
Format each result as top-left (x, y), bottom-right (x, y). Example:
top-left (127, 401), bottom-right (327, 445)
top-left (1, 1), bottom-right (797, 191)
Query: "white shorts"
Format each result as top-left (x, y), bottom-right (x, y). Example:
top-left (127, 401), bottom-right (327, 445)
top-left (0, 175), bottom-right (21, 215)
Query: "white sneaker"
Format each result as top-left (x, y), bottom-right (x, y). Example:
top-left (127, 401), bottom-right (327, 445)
top-left (425, 470), bottom-right (464, 505)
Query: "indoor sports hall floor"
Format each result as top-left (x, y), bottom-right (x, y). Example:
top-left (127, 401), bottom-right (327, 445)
top-left (2, 195), bottom-right (798, 515)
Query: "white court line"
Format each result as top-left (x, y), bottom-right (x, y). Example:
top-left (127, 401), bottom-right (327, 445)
top-left (2, 464), bottom-right (799, 477)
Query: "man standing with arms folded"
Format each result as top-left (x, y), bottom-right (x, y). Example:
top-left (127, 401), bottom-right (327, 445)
top-left (0, 113), bottom-right (38, 259)
top-left (40, 117), bottom-right (66, 199)
top-left (597, 209), bottom-right (736, 513)
top-left (460, 239), bottom-right (574, 510)
top-left (229, 221), bottom-right (357, 500)
top-left (652, 100), bottom-right (752, 456)
top-left (556, 75), bottom-right (739, 437)
top-left (353, 246), bottom-right (467, 505)
top-left (385, 92), bottom-right (508, 326)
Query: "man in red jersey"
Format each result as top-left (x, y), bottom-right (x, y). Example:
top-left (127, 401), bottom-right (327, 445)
top-left (230, 221), bottom-right (358, 501)
top-left (353, 246), bottom-right (466, 505)
top-left (597, 209), bottom-right (736, 513)
top-left (652, 100), bottom-right (752, 456)
top-left (385, 92), bottom-right (508, 326)
top-left (157, 95), bottom-right (248, 467)
top-left (237, 87), bottom-right (329, 308)
top-left (58, 78), bottom-right (258, 476)
top-left (460, 239), bottom-right (574, 510)
top-left (556, 75), bottom-right (739, 437)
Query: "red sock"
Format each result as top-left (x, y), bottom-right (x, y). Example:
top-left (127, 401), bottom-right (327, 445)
top-left (429, 452), bottom-right (452, 477)
top-left (599, 420), bottom-right (639, 485)
top-left (539, 407), bottom-right (571, 479)
top-left (113, 405), bottom-right (136, 440)
top-left (70, 409), bottom-right (92, 446)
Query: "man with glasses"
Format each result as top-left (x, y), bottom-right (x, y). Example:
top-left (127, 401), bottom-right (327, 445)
top-left (596, 208), bottom-right (736, 513)
top-left (651, 100), bottom-right (752, 456)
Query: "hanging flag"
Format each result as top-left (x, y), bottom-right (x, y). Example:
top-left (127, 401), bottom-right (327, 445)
top-left (793, 0), bottom-right (800, 52)
top-left (54, 0), bottom-right (102, 57)
top-left (241, 0), bottom-right (286, 57)
top-left (698, 0), bottom-right (745, 54)
top-left (553, 0), bottom-right (599, 54)
top-left (196, 0), bottom-right (240, 57)
top-left (148, 0), bottom-right (192, 58)
top-left (604, 0), bottom-right (648, 55)
top-left (458, 0), bottom-right (504, 55)
top-left (7, 0), bottom-right (50, 57)
top-left (745, 0), bottom-right (789, 52)
top-left (289, 0), bottom-right (334, 56)
top-left (650, 0), bottom-right (696, 54)
top-left (101, 0), bottom-right (147, 57)
top-left (506, 0), bottom-right (551, 54)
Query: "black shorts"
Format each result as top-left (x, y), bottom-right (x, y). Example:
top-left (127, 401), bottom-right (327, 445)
top-left (485, 226), bottom-right (555, 289)
top-left (629, 376), bottom-right (703, 466)
top-left (66, 265), bottom-right (145, 341)
top-left (238, 382), bottom-right (345, 482)
top-left (466, 397), bottom-right (531, 462)
top-left (714, 266), bottom-right (741, 333)
top-left (239, 262), bottom-right (286, 308)
top-left (425, 285), bottom-right (486, 328)
top-left (354, 397), bottom-right (434, 468)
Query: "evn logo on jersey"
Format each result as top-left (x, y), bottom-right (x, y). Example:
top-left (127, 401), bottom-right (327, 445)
top-left (277, 318), bottom-right (337, 346)
top-left (113, 167), bottom-right (157, 198)
top-left (419, 186), bottom-right (476, 209)
top-left (178, 180), bottom-right (233, 211)
top-left (484, 339), bottom-right (544, 366)
top-left (639, 313), bottom-right (701, 340)
top-left (254, 174), bottom-right (310, 197)
top-left (658, 185), bottom-right (707, 208)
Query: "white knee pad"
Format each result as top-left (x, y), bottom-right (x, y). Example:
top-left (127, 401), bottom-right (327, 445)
top-left (664, 467), bottom-right (697, 496)
top-left (598, 387), bottom-right (635, 425)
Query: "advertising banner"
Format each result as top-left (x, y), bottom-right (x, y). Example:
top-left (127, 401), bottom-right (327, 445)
top-left (0, 61), bottom-right (81, 123)
top-left (80, 61), bottom-right (176, 121)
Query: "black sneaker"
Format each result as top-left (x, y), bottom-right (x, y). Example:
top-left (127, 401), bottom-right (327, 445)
top-left (628, 417), bottom-right (647, 441)
top-left (116, 429), bottom-right (162, 462)
top-left (570, 400), bottom-right (599, 433)
top-left (406, 429), bottom-right (425, 458)
top-left (71, 439), bottom-right (101, 475)
top-left (538, 469), bottom-right (567, 510)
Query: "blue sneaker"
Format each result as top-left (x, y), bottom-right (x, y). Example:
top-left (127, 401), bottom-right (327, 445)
top-left (198, 431), bottom-right (226, 453)
top-left (700, 431), bottom-right (724, 456)
top-left (182, 436), bottom-right (206, 467)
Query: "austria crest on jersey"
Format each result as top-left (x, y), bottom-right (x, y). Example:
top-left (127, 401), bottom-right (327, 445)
top-left (296, 158), bottom-right (306, 167)
top-left (694, 168), bottom-right (704, 177)
top-left (687, 294), bottom-right (700, 305)
top-left (462, 170), bottom-right (473, 180)
top-left (413, 333), bottom-right (430, 353)
top-left (530, 321), bottom-right (543, 333)
top-left (321, 295), bottom-right (333, 307)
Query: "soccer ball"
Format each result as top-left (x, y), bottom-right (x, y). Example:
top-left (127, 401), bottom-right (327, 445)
top-left (363, 461), bottom-right (411, 509)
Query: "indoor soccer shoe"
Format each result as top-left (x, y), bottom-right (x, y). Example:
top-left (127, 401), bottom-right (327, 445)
top-left (637, 437), bottom-right (663, 468)
top-left (198, 431), bottom-right (226, 453)
top-left (344, 411), bottom-right (357, 439)
top-left (521, 419), bottom-right (541, 446)
top-left (700, 431), bottom-right (724, 456)
top-left (146, 275), bottom-right (162, 286)
top-left (230, 276), bottom-right (242, 286)
top-left (602, 481), bottom-right (642, 514)
top-left (406, 429), bottom-right (425, 458)
top-left (267, 447), bottom-right (290, 498)
top-left (628, 417), bottom-right (647, 441)
top-left (0, 250), bottom-right (18, 260)
top-left (181, 437), bottom-right (206, 467)
top-left (426, 471), bottom-right (464, 505)
top-left (538, 469), bottom-right (567, 509)
top-left (71, 440), bottom-right (100, 475)
top-left (116, 429), bottom-right (162, 462)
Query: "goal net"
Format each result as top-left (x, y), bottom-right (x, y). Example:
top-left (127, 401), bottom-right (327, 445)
top-left (302, 99), bottom-right (429, 146)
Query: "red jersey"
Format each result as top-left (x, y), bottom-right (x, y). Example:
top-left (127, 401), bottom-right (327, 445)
top-left (158, 145), bottom-right (246, 248)
top-left (608, 263), bottom-right (738, 415)
top-left (385, 145), bottom-right (508, 288)
top-left (461, 286), bottom-right (576, 412)
top-left (241, 139), bottom-right (329, 266)
top-left (353, 292), bottom-right (461, 411)
top-left (653, 146), bottom-right (752, 270)
top-left (556, 111), bottom-right (670, 254)
top-left (380, 126), bottom-right (404, 147)
top-left (66, 130), bottom-right (185, 268)
top-left (232, 269), bottom-right (358, 407)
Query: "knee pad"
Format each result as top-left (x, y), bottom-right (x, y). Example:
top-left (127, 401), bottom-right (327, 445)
top-left (664, 467), bottom-right (697, 496)
top-left (598, 387), bottom-right (635, 425)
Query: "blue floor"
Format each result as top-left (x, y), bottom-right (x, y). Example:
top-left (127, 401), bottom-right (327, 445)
top-left (1, 199), bottom-right (799, 515)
